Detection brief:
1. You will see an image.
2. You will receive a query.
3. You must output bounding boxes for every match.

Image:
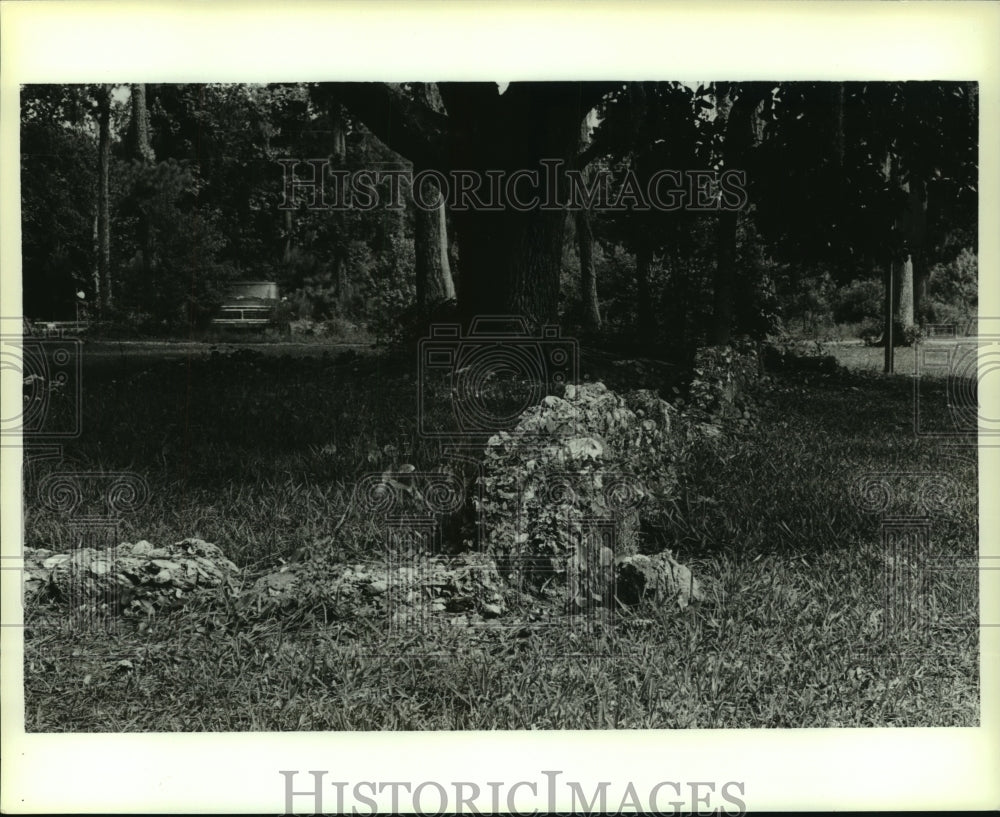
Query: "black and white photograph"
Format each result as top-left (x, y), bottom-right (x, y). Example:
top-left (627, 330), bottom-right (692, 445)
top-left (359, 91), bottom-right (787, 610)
top-left (2, 2), bottom-right (998, 814)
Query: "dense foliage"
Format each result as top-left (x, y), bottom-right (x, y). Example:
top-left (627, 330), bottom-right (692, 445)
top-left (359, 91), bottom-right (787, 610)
top-left (21, 81), bottom-right (977, 348)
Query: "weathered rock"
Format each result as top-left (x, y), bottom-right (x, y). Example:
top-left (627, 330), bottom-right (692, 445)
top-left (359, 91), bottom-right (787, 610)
top-left (366, 579), bottom-right (388, 595)
top-left (478, 381), bottom-right (689, 600)
top-left (249, 552), bottom-right (506, 621)
top-left (23, 538), bottom-right (239, 612)
top-left (481, 602), bottom-right (504, 618)
top-left (615, 552), bottom-right (702, 609)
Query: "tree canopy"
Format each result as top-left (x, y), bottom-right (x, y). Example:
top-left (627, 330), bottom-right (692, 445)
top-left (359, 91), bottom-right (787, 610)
top-left (20, 80), bottom-right (977, 354)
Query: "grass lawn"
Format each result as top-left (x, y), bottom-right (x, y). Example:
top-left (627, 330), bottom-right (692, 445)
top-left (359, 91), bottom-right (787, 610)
top-left (21, 341), bottom-right (979, 730)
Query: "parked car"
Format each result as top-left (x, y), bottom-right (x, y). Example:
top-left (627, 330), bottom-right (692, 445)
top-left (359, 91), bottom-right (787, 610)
top-left (211, 281), bottom-right (281, 329)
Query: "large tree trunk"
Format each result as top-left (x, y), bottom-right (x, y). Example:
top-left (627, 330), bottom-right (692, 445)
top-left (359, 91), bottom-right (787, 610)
top-left (96, 85), bottom-right (112, 315)
top-left (335, 81), bottom-right (608, 328)
top-left (450, 206), bottom-right (567, 327)
top-left (441, 83), bottom-right (589, 327)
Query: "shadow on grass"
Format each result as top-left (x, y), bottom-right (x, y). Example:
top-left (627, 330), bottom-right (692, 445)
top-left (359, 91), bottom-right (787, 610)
top-left (20, 346), bottom-right (979, 730)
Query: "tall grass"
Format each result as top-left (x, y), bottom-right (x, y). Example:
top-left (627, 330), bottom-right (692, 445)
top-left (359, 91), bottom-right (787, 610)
top-left (22, 344), bottom-right (978, 730)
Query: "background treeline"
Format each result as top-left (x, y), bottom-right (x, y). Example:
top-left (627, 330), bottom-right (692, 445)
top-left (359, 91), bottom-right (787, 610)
top-left (21, 81), bottom-right (977, 356)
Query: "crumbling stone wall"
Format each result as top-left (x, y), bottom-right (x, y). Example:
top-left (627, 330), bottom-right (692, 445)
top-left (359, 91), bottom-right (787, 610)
top-left (477, 381), bottom-right (700, 610)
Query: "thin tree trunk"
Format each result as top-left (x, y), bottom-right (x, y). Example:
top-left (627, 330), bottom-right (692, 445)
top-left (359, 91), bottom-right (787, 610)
top-left (130, 84), bottom-right (155, 163)
top-left (884, 259), bottom-right (895, 373)
top-left (96, 85), bottom-right (112, 314)
top-left (882, 148), bottom-right (913, 374)
top-left (331, 109), bottom-right (346, 161)
top-left (92, 209), bottom-right (100, 304)
top-left (435, 196), bottom-right (454, 301)
top-left (576, 205), bottom-right (601, 332)
top-left (894, 173), bottom-right (928, 332)
top-left (329, 101), bottom-right (349, 310)
top-left (283, 209), bottom-right (294, 263)
top-left (711, 82), bottom-right (767, 345)
top-left (712, 209), bottom-right (738, 345)
top-left (414, 192), bottom-right (438, 314)
top-left (909, 176), bottom-right (929, 321)
top-left (635, 243), bottom-right (655, 345)
top-left (414, 189), bottom-right (456, 306)
top-left (130, 84), bottom-right (155, 283)
top-left (898, 253), bottom-right (915, 329)
top-left (411, 83), bottom-right (455, 317)
top-left (833, 83), bottom-right (845, 169)
top-left (882, 149), bottom-right (896, 373)
top-left (895, 169), bottom-right (915, 332)
top-left (576, 115), bottom-right (601, 333)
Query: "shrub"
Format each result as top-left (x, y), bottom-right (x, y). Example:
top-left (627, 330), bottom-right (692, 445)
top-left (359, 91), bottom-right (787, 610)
top-left (773, 268), bottom-right (836, 333)
top-left (859, 321), bottom-right (882, 346)
top-left (928, 248), bottom-right (977, 310)
top-left (833, 278), bottom-right (882, 324)
top-left (364, 233), bottom-right (416, 345)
